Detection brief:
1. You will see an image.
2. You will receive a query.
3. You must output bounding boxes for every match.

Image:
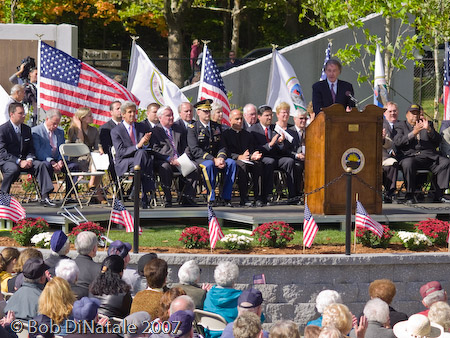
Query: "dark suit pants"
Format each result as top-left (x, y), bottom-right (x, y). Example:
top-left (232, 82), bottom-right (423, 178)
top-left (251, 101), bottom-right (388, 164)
top-left (383, 163), bottom-right (398, 196)
top-left (294, 160), bottom-right (304, 197)
top-left (123, 149), bottom-right (155, 195)
top-left (261, 156), bottom-right (296, 201)
top-left (0, 160), bottom-right (54, 197)
top-left (155, 160), bottom-right (198, 202)
top-left (236, 160), bottom-right (263, 201)
top-left (42, 161), bottom-right (79, 197)
top-left (399, 154), bottom-right (450, 194)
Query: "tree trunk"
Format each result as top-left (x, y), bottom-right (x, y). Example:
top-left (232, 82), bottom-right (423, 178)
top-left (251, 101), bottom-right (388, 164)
top-left (167, 25), bottom-right (184, 87)
top-left (434, 33), bottom-right (440, 120)
top-left (384, 16), bottom-right (392, 89)
top-left (230, 0), bottom-right (241, 53)
top-left (223, 0), bottom-right (230, 53)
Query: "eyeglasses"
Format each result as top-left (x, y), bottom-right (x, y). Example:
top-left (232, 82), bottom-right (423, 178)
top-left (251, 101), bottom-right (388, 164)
top-left (298, 117), bottom-right (307, 120)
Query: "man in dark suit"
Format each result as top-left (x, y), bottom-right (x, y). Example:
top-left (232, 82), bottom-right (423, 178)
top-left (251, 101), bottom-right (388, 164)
top-left (382, 102), bottom-right (399, 203)
top-left (0, 103), bottom-right (55, 206)
top-left (393, 104), bottom-right (450, 203)
top-left (288, 110), bottom-right (308, 201)
top-left (223, 109), bottom-right (263, 207)
top-left (312, 59), bottom-right (355, 115)
top-left (99, 100), bottom-right (122, 186)
top-left (187, 99), bottom-right (236, 206)
top-left (111, 101), bottom-right (154, 209)
top-left (242, 103), bottom-right (258, 131)
top-left (174, 102), bottom-right (195, 130)
top-left (151, 106), bottom-right (198, 207)
top-left (142, 103), bottom-right (160, 130)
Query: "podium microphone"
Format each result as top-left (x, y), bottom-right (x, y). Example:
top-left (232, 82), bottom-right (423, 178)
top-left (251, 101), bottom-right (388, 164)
top-left (345, 91), bottom-right (360, 110)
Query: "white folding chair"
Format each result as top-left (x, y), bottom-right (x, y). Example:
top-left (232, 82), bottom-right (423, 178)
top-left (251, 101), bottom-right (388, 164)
top-left (193, 309), bottom-right (228, 336)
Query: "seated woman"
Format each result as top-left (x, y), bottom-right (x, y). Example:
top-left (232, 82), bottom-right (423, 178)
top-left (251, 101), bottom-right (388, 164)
top-left (7, 248), bottom-right (43, 292)
top-left (157, 287), bottom-right (186, 322)
top-left (172, 260), bottom-right (207, 309)
top-left (67, 107), bottom-right (105, 203)
top-left (89, 255), bottom-right (132, 318)
top-left (0, 247), bottom-right (20, 292)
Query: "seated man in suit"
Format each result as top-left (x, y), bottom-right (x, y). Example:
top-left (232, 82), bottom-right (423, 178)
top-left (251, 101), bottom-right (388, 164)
top-left (382, 102), bottom-right (399, 203)
top-left (312, 59), bottom-right (355, 115)
top-left (0, 103), bottom-right (55, 206)
top-left (151, 106), bottom-right (198, 207)
top-left (394, 104), bottom-right (450, 203)
top-left (32, 109), bottom-right (78, 201)
top-left (175, 102), bottom-right (195, 130)
top-left (143, 103), bottom-right (160, 130)
top-left (288, 109), bottom-right (308, 201)
top-left (243, 103), bottom-right (258, 131)
top-left (111, 101), bottom-right (154, 209)
top-left (223, 109), bottom-right (263, 207)
top-left (187, 99), bottom-right (236, 206)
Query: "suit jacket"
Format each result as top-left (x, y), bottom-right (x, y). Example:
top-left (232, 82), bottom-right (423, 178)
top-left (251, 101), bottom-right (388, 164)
top-left (142, 119), bottom-right (157, 131)
top-left (151, 124), bottom-right (189, 162)
top-left (174, 118), bottom-right (195, 131)
top-left (286, 126), bottom-right (305, 159)
top-left (222, 128), bottom-right (256, 159)
top-left (99, 119), bottom-right (119, 155)
top-left (0, 121), bottom-right (35, 166)
top-left (312, 79), bottom-right (355, 114)
top-left (393, 120), bottom-right (441, 160)
top-left (249, 123), bottom-right (282, 158)
top-left (383, 119), bottom-right (397, 161)
top-left (111, 122), bottom-right (151, 177)
top-left (187, 120), bottom-right (227, 162)
top-left (73, 254), bottom-right (101, 299)
top-left (31, 124), bottom-right (65, 162)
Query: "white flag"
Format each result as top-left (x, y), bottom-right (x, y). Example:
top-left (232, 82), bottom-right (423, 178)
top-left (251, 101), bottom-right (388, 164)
top-left (127, 42), bottom-right (188, 119)
top-left (0, 85), bottom-right (11, 125)
top-left (374, 44), bottom-right (388, 107)
top-left (266, 49), bottom-right (306, 116)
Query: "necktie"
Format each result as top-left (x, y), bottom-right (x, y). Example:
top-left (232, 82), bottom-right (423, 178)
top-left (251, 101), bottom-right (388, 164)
top-left (265, 127), bottom-right (270, 142)
top-left (299, 130), bottom-right (303, 143)
top-left (331, 83), bottom-right (336, 103)
top-left (129, 125), bottom-right (136, 145)
top-left (49, 131), bottom-right (56, 154)
top-left (166, 129), bottom-right (178, 158)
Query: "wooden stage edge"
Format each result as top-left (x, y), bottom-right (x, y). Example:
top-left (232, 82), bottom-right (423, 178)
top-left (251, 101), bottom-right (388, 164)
top-left (10, 201), bottom-right (450, 232)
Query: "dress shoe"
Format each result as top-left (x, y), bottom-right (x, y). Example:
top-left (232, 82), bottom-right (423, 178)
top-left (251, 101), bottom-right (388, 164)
top-left (383, 195), bottom-right (393, 204)
top-left (404, 193), bottom-right (415, 204)
top-left (223, 200), bottom-right (233, 207)
top-left (239, 199), bottom-right (253, 207)
top-left (181, 198), bottom-right (198, 207)
top-left (436, 197), bottom-right (450, 203)
top-left (164, 201), bottom-right (172, 208)
top-left (287, 197), bottom-right (299, 205)
top-left (40, 198), bottom-right (56, 207)
top-left (255, 200), bottom-right (264, 207)
top-left (141, 199), bottom-right (150, 209)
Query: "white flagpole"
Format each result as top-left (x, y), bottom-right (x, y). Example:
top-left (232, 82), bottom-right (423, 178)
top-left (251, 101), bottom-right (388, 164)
top-left (354, 193), bottom-right (359, 253)
top-left (266, 45), bottom-right (277, 105)
top-left (197, 42), bottom-right (209, 102)
top-left (127, 36), bottom-right (139, 91)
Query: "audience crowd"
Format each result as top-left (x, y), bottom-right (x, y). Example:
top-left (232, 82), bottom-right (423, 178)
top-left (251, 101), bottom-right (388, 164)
top-left (0, 233), bottom-right (450, 338)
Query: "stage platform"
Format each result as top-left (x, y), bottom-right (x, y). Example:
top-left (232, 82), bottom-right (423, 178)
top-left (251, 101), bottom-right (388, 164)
top-left (4, 200), bottom-right (450, 232)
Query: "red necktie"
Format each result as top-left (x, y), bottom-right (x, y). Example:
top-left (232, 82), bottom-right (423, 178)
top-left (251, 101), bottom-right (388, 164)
top-left (129, 125), bottom-right (136, 145)
top-left (265, 127), bottom-right (270, 142)
top-left (331, 83), bottom-right (336, 103)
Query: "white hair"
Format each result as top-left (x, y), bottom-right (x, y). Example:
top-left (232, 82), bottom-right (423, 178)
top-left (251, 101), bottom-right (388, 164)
top-left (211, 102), bottom-right (222, 113)
top-left (243, 103), bottom-right (257, 115)
top-left (363, 298), bottom-right (389, 324)
top-left (120, 101), bottom-right (137, 114)
top-left (214, 261), bottom-right (239, 287)
top-left (53, 239), bottom-right (70, 256)
top-left (46, 109), bottom-right (62, 120)
top-left (423, 290), bottom-right (447, 307)
top-left (315, 290), bottom-right (343, 314)
top-left (178, 260), bottom-right (200, 285)
top-left (429, 301), bottom-right (450, 331)
top-left (75, 231), bottom-right (97, 255)
top-left (10, 84), bottom-right (24, 95)
top-left (169, 295), bottom-right (195, 315)
top-left (156, 106), bottom-right (172, 118)
top-left (55, 259), bottom-right (79, 284)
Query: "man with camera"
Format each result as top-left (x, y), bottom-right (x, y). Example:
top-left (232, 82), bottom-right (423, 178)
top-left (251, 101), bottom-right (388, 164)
top-left (393, 104), bottom-right (450, 203)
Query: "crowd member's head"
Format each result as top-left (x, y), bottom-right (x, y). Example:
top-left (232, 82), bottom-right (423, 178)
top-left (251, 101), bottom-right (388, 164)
top-left (194, 99), bottom-right (212, 124)
top-left (158, 287), bottom-right (186, 321)
top-left (237, 288), bottom-right (263, 316)
top-left (38, 277), bottom-right (76, 324)
top-left (10, 84), bottom-right (25, 102)
top-left (178, 102), bottom-right (194, 123)
top-left (9, 102), bottom-right (26, 125)
top-left (269, 320), bottom-right (301, 338)
top-left (169, 295), bottom-right (195, 315)
top-left (121, 101), bottom-right (138, 124)
top-left (29, 67), bottom-right (38, 83)
top-left (23, 258), bottom-right (49, 284)
top-left (384, 102), bottom-right (398, 124)
top-left (393, 314), bottom-right (443, 338)
top-left (275, 102), bottom-right (290, 125)
top-left (75, 231), bottom-right (98, 257)
top-left (317, 326), bottom-right (341, 338)
top-left (50, 230), bottom-right (70, 257)
top-left (315, 290), bottom-right (342, 315)
top-left (304, 325), bottom-right (321, 338)
top-left (109, 100), bottom-right (122, 122)
top-left (243, 103), bottom-right (258, 126)
top-left (211, 102), bottom-right (223, 124)
top-left (107, 240), bottom-right (131, 267)
top-left (146, 103), bottom-right (161, 124)
top-left (73, 107), bottom-right (94, 127)
top-left (55, 259), bottom-right (79, 284)
top-left (405, 104), bottom-right (421, 126)
top-left (72, 297), bottom-right (101, 321)
top-left (15, 248), bottom-right (43, 274)
top-left (363, 298), bottom-right (390, 325)
top-left (428, 301), bottom-right (450, 332)
top-left (294, 110), bottom-right (308, 130)
top-left (420, 281), bottom-right (447, 308)
top-left (257, 105), bottom-right (273, 127)
top-left (169, 310), bottom-right (194, 338)
top-left (234, 311), bottom-right (262, 338)
top-left (230, 109), bottom-right (244, 131)
top-left (0, 247), bottom-right (20, 274)
top-left (137, 253), bottom-right (158, 277)
top-left (123, 311), bottom-right (152, 338)
top-left (90, 255), bottom-right (130, 296)
top-left (45, 109), bottom-right (62, 133)
top-left (369, 279), bottom-right (396, 305)
top-left (157, 106), bottom-right (174, 129)
top-left (214, 261), bottom-right (239, 287)
top-left (321, 303), bottom-right (352, 336)
top-left (144, 258), bottom-right (168, 289)
top-left (178, 260), bottom-right (201, 285)
top-left (324, 59), bottom-right (342, 83)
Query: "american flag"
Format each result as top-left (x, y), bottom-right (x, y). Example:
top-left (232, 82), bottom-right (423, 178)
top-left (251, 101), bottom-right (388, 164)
top-left (253, 274), bottom-right (266, 285)
top-left (208, 204), bottom-right (224, 249)
top-left (38, 41), bottom-right (139, 125)
top-left (320, 41), bottom-right (332, 81)
top-left (0, 193), bottom-right (26, 222)
top-left (444, 42), bottom-right (450, 120)
top-left (111, 199), bottom-right (142, 234)
top-left (355, 201), bottom-right (383, 238)
top-left (303, 201), bottom-right (318, 248)
top-left (198, 45), bottom-right (231, 126)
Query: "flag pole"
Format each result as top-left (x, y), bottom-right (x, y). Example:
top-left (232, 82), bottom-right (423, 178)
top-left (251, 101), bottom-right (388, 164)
top-left (354, 193), bottom-right (359, 253)
top-left (303, 196), bottom-right (306, 255)
top-left (198, 40), bottom-right (210, 102)
top-left (266, 44), bottom-right (278, 105)
top-left (104, 188), bottom-right (117, 251)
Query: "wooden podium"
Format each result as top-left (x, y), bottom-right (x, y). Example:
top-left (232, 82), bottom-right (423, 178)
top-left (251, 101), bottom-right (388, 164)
top-left (304, 104), bottom-right (384, 215)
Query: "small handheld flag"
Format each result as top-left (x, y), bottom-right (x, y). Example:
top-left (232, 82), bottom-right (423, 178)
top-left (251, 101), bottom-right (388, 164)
top-left (355, 200), bottom-right (383, 238)
top-left (303, 201), bottom-right (318, 248)
top-left (0, 193), bottom-right (26, 222)
top-left (208, 204), bottom-right (224, 249)
top-left (111, 199), bottom-right (142, 234)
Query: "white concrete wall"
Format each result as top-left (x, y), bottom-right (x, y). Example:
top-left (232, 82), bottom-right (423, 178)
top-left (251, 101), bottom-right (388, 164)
top-left (182, 13), bottom-right (414, 118)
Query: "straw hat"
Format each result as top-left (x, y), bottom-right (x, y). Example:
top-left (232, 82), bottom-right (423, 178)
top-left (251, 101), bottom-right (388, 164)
top-left (393, 314), bottom-right (443, 338)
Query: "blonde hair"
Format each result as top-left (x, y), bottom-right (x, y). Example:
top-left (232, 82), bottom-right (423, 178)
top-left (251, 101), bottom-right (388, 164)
top-left (275, 102), bottom-right (290, 114)
top-left (38, 277), bottom-right (76, 324)
top-left (429, 301), bottom-right (450, 331)
top-left (15, 248), bottom-right (43, 273)
top-left (0, 247), bottom-right (20, 272)
top-left (75, 107), bottom-right (92, 120)
top-left (321, 304), bottom-right (352, 335)
top-left (233, 312), bottom-right (261, 338)
top-left (318, 326), bottom-right (343, 338)
top-left (269, 320), bottom-right (300, 338)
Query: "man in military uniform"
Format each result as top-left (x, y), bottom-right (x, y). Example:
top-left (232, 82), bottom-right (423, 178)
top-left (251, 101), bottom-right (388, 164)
top-left (187, 99), bottom-right (236, 206)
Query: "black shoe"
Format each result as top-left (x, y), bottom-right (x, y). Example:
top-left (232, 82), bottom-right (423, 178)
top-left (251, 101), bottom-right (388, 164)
top-left (287, 197), bottom-right (299, 205)
top-left (404, 193), bottom-right (415, 204)
top-left (240, 199), bottom-right (253, 207)
top-left (40, 198), bottom-right (56, 207)
top-left (141, 198), bottom-right (150, 209)
top-left (164, 201), bottom-right (172, 208)
top-left (223, 200), bottom-right (233, 207)
top-left (255, 200), bottom-right (264, 207)
top-left (383, 195), bottom-right (393, 204)
top-left (181, 197), bottom-right (198, 207)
